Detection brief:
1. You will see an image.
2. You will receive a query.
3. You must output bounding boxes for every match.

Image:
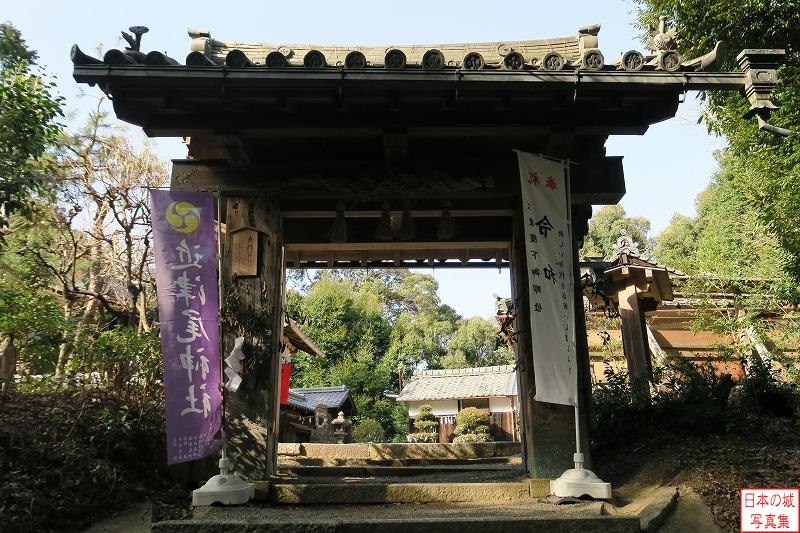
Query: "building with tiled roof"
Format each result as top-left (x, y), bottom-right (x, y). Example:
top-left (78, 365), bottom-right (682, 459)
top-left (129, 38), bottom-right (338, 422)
top-left (279, 385), bottom-right (356, 443)
top-left (287, 386), bottom-right (356, 414)
top-left (396, 365), bottom-right (519, 443)
top-left (397, 365), bottom-right (518, 402)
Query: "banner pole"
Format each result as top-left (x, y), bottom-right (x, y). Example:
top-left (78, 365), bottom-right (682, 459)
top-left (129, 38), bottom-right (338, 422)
top-left (568, 159), bottom-right (583, 470)
top-left (216, 190), bottom-right (228, 472)
top-left (549, 159), bottom-right (610, 500)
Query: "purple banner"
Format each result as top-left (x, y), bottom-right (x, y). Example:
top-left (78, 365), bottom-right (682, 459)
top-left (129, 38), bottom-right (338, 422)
top-left (151, 190), bottom-right (221, 464)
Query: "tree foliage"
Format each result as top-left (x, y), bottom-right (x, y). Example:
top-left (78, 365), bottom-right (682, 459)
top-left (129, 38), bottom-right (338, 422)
top-left (0, 22), bottom-right (62, 230)
top-left (285, 269), bottom-right (504, 440)
top-left (653, 155), bottom-right (788, 279)
top-left (582, 205), bottom-right (651, 260)
top-left (351, 417), bottom-right (386, 443)
top-left (408, 404), bottom-right (439, 442)
top-left (0, 106), bottom-right (168, 383)
top-left (638, 2), bottom-right (800, 368)
top-left (453, 406), bottom-right (492, 443)
top-left (635, 0), bottom-right (800, 280)
top-left (442, 316), bottom-right (513, 368)
top-left (0, 22), bottom-right (37, 68)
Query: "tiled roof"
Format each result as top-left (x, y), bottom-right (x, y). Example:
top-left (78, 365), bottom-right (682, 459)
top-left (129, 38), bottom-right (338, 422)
top-left (287, 386), bottom-right (353, 413)
top-left (200, 34), bottom-right (583, 69)
top-left (396, 365), bottom-right (517, 402)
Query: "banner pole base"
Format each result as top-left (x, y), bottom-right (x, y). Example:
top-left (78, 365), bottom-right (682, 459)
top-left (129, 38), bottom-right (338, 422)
top-left (550, 452), bottom-right (612, 500)
top-left (192, 456), bottom-right (255, 506)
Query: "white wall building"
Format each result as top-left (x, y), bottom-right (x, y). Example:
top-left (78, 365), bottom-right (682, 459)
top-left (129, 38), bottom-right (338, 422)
top-left (396, 365), bottom-right (519, 442)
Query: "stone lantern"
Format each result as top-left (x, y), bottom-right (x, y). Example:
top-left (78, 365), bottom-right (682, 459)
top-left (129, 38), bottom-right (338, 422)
top-left (602, 231), bottom-right (674, 404)
top-left (331, 411), bottom-right (350, 444)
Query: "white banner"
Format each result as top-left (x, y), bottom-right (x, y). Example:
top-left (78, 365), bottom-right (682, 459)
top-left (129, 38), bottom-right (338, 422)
top-left (516, 151), bottom-right (577, 406)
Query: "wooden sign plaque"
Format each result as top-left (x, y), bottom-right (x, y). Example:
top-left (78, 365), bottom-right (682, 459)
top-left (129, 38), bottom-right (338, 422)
top-left (231, 227), bottom-right (259, 277)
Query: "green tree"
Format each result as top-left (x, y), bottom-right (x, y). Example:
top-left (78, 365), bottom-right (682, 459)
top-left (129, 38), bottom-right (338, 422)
top-left (386, 308), bottom-right (456, 373)
top-left (0, 22), bottom-right (37, 68)
top-left (582, 205), bottom-right (651, 259)
top-left (634, 0), bottom-right (800, 280)
top-left (352, 418), bottom-right (386, 442)
top-left (0, 209), bottom-right (68, 384)
top-left (285, 272), bottom-right (401, 435)
top-left (286, 269), bottom-right (468, 439)
top-left (0, 22), bottom-right (62, 230)
top-left (654, 156), bottom-right (787, 280)
top-left (291, 274), bottom-right (390, 361)
top-left (0, 284), bottom-right (65, 382)
top-left (442, 316), bottom-right (513, 369)
top-left (652, 213), bottom-right (700, 273)
top-left (409, 404), bottom-right (439, 442)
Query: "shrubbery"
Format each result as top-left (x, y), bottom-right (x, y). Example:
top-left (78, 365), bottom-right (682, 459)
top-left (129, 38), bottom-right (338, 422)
top-left (407, 432), bottom-right (438, 443)
top-left (592, 355), bottom-right (800, 451)
top-left (408, 404), bottom-right (439, 443)
top-left (453, 406), bottom-right (492, 443)
top-left (352, 418), bottom-right (386, 443)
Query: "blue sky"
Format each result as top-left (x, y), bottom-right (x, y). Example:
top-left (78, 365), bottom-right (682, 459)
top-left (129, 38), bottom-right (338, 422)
top-left (5, 0), bottom-right (727, 318)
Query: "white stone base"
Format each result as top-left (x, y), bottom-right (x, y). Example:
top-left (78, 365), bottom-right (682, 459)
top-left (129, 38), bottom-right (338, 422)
top-left (192, 473), bottom-right (255, 506)
top-left (550, 468), bottom-right (612, 500)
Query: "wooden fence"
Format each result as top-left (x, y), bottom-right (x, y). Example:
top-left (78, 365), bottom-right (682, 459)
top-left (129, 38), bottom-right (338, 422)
top-left (410, 411), bottom-right (518, 443)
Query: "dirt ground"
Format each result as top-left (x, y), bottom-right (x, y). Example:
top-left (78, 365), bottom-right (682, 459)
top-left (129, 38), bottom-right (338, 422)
top-left (0, 390), bottom-right (191, 533)
top-left (596, 425), bottom-right (800, 532)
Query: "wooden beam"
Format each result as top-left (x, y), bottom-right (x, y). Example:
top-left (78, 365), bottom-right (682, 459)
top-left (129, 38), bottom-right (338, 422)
top-left (75, 65), bottom-right (748, 93)
top-left (221, 137), bottom-right (253, 167)
top-left (281, 209), bottom-right (514, 219)
top-left (170, 156), bottom-right (626, 205)
top-left (290, 259), bottom-right (511, 269)
top-left (383, 130), bottom-right (408, 162)
top-left (284, 241), bottom-right (509, 251)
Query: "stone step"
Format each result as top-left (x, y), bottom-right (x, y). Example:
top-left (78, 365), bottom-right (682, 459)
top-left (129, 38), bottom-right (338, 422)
top-left (261, 479), bottom-right (551, 505)
top-left (152, 502), bottom-right (641, 533)
top-left (278, 464), bottom-right (520, 478)
top-left (278, 441), bottom-right (522, 461)
top-left (280, 456), bottom-right (520, 468)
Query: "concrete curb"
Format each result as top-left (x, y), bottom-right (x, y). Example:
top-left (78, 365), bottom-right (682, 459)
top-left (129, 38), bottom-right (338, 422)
top-left (637, 486), bottom-right (679, 532)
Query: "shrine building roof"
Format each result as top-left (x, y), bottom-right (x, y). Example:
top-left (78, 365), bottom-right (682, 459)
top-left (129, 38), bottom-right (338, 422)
top-left (69, 24), bottom-right (784, 163)
top-left (66, 23), bottom-right (785, 269)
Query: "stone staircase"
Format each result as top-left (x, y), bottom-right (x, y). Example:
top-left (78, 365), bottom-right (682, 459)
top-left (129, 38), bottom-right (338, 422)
top-left (149, 442), bottom-right (647, 532)
top-left (268, 441), bottom-right (534, 505)
top-left (278, 446), bottom-right (522, 479)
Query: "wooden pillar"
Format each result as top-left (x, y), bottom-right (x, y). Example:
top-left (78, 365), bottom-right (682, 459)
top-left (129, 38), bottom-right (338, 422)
top-left (618, 284), bottom-right (651, 404)
top-left (511, 208), bottom-right (575, 478)
top-left (222, 195), bottom-right (284, 480)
